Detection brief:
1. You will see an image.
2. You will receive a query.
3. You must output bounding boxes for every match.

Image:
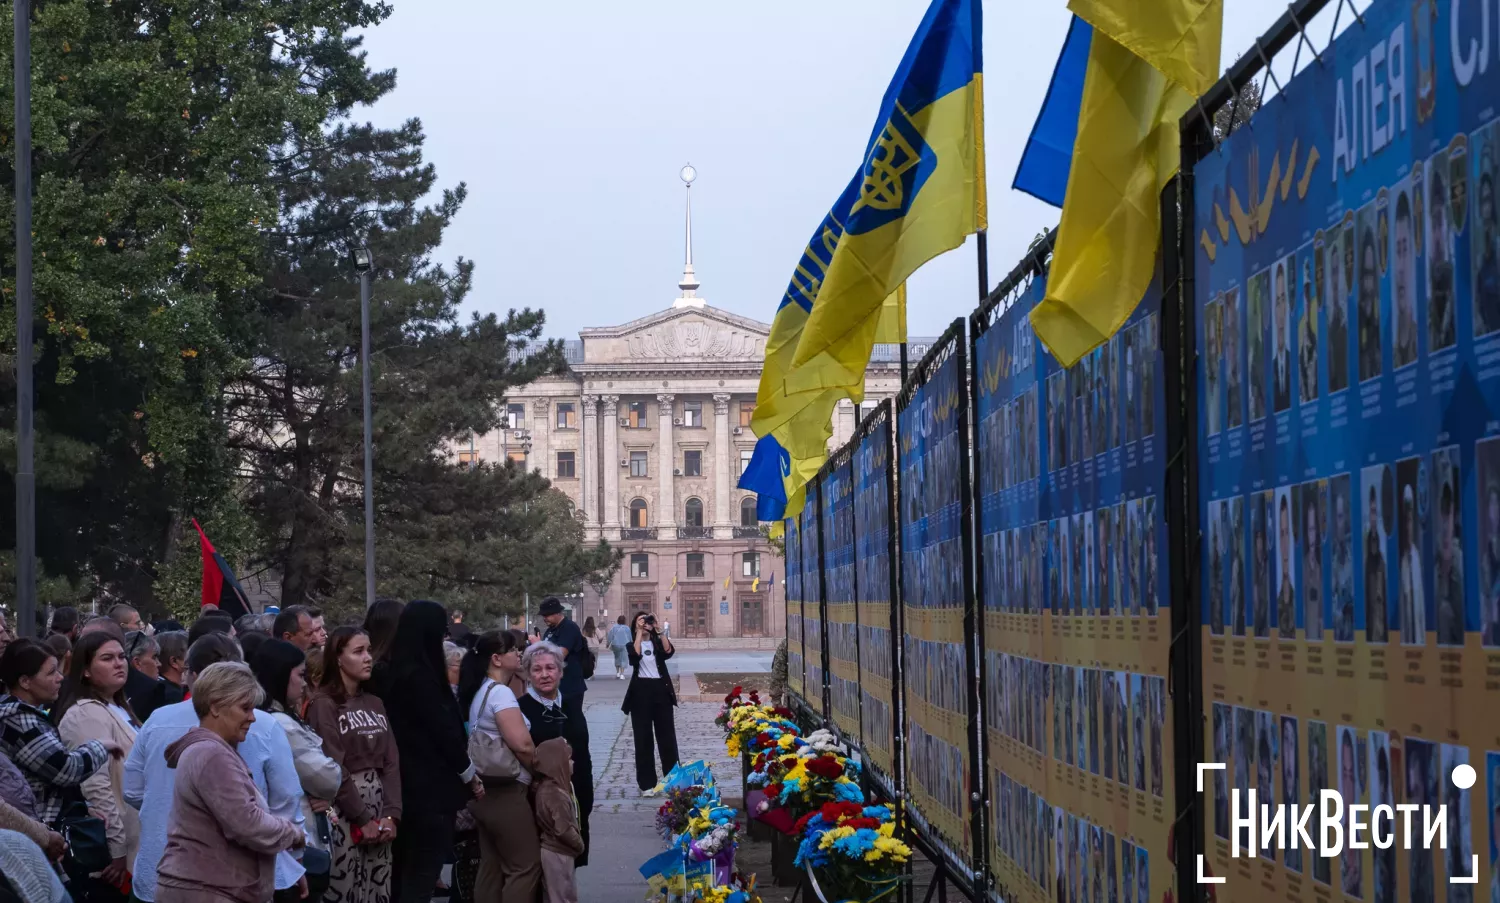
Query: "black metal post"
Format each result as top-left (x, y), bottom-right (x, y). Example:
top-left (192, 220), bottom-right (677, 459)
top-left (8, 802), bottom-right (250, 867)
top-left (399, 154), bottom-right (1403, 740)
top-left (359, 268), bottom-right (376, 607)
top-left (975, 229), bottom-right (990, 300)
top-left (14, 0), bottom-right (35, 636)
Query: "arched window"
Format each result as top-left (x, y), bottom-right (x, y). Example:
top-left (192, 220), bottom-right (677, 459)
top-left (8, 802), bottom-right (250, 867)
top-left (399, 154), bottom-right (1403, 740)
top-left (740, 497), bottom-right (758, 527)
top-left (684, 498), bottom-right (704, 527)
top-left (629, 498), bottom-right (649, 528)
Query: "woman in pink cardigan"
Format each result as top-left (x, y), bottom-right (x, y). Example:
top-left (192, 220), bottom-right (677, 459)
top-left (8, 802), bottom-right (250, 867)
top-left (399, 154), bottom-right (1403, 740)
top-left (156, 663), bottom-right (304, 903)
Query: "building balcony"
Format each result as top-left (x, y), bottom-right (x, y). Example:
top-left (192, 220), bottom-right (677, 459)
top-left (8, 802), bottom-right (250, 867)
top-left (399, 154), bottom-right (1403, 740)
top-left (677, 526), bottom-right (712, 540)
top-left (732, 526), bottom-right (763, 539)
top-left (621, 527), bottom-right (657, 541)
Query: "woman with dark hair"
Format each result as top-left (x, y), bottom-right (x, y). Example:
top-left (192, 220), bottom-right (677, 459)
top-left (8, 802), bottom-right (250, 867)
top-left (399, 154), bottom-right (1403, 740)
top-left (361, 599), bottom-right (404, 701)
top-left (53, 632), bottom-right (140, 899)
top-left (307, 627), bottom-right (400, 903)
top-left (622, 611), bottom-right (678, 795)
top-left (382, 601), bottom-right (480, 903)
top-left (253, 640), bottom-right (341, 851)
top-left (456, 631), bottom-right (539, 901)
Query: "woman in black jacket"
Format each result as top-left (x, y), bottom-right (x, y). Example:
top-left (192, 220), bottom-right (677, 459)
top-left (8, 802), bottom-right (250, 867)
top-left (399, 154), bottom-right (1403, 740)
top-left (381, 600), bottom-right (482, 903)
top-left (620, 611), bottom-right (678, 793)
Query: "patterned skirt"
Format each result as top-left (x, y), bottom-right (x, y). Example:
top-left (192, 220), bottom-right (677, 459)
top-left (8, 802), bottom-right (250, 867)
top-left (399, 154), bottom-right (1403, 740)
top-left (324, 769), bottom-right (391, 903)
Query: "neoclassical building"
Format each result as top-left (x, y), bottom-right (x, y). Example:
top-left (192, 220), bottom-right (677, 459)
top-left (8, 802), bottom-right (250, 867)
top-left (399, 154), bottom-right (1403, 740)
top-left (458, 173), bottom-right (929, 645)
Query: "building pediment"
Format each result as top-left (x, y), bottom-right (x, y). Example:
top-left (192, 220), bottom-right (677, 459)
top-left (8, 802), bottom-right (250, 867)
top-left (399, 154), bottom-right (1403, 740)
top-left (578, 305), bottom-right (769, 365)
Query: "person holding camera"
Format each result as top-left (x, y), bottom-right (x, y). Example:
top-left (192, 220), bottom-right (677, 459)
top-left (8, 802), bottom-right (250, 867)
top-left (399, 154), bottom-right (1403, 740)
top-left (619, 612), bottom-right (678, 795)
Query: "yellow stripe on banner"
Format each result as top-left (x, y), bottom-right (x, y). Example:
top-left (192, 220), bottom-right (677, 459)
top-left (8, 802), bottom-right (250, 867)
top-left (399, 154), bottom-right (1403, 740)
top-left (872, 284), bottom-right (908, 344)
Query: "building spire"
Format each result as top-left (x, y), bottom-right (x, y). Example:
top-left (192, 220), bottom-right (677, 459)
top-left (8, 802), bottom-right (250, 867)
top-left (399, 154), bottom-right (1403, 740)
top-left (674, 163), bottom-right (704, 308)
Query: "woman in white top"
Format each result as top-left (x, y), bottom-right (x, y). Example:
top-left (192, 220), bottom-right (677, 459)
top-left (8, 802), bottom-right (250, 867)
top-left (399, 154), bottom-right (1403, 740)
top-left (621, 611), bottom-right (678, 794)
top-left (456, 631), bottom-right (539, 903)
top-left (52, 632), bottom-right (141, 899)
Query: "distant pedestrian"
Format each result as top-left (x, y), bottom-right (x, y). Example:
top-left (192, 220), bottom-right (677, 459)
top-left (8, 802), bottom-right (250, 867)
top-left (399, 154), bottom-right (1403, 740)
top-left (605, 616), bottom-right (631, 680)
top-left (622, 612), bottom-right (678, 795)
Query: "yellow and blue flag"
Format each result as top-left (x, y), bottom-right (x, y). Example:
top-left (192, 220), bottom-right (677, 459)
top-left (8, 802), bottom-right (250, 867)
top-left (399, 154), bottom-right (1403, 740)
top-left (740, 0), bottom-right (985, 522)
top-left (1012, 15), bottom-right (1092, 208)
top-left (1025, 0), bottom-right (1221, 366)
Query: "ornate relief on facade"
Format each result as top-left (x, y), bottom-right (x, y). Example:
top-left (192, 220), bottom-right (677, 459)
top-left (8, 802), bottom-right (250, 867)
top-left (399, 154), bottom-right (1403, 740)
top-left (625, 320), bottom-right (765, 360)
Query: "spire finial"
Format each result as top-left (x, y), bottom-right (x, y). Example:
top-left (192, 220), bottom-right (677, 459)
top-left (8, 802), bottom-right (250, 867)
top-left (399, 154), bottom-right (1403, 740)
top-left (674, 164), bottom-right (703, 307)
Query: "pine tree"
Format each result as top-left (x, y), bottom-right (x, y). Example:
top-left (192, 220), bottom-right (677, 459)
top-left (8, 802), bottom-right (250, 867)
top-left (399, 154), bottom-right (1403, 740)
top-left (229, 119), bottom-right (617, 619)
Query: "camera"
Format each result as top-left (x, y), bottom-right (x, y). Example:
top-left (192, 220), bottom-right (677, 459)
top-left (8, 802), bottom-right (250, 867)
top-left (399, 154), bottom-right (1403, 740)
top-left (644, 615), bottom-right (657, 626)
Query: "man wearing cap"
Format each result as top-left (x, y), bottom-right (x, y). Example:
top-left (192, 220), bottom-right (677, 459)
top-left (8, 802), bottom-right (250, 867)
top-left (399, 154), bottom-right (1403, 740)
top-left (540, 595), bottom-right (589, 714)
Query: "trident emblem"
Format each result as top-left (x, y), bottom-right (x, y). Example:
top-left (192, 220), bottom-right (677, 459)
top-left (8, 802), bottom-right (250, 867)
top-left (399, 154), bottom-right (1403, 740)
top-left (852, 107), bottom-right (924, 216)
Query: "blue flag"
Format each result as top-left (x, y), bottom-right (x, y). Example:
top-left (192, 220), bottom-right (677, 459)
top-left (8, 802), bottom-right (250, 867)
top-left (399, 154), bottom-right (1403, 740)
top-left (1011, 15), bottom-right (1091, 207)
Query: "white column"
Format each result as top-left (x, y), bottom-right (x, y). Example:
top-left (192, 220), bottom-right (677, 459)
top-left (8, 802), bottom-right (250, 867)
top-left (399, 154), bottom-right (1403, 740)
top-left (657, 394), bottom-right (676, 528)
top-left (580, 396), bottom-right (598, 531)
top-left (601, 395), bottom-right (621, 537)
top-left (713, 393), bottom-right (733, 538)
top-left (530, 398), bottom-right (550, 476)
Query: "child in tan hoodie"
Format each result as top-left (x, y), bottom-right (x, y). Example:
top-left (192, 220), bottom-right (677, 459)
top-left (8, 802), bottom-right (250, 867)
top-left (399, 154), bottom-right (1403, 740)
top-left (531, 737), bottom-right (583, 903)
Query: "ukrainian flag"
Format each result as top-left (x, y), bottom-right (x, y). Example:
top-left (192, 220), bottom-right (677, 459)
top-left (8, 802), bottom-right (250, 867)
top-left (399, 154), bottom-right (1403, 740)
top-left (740, 0), bottom-right (985, 522)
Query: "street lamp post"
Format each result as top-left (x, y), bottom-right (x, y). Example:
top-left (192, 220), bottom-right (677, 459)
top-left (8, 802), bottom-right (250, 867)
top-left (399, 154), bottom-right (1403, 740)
top-left (352, 246), bottom-right (376, 608)
top-left (13, 0), bottom-right (36, 636)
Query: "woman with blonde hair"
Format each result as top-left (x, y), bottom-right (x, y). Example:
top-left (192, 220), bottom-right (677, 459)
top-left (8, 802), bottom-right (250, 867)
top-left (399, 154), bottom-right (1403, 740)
top-left (155, 662), bottom-right (304, 903)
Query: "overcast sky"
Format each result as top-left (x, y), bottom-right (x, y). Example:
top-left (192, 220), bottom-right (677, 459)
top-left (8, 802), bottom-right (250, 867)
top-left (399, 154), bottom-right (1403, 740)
top-left (358, 0), bottom-right (1351, 340)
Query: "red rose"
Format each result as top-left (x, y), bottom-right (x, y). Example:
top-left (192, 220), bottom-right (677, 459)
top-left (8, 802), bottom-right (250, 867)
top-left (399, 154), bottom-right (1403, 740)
top-left (805, 756), bottom-right (846, 779)
top-left (844, 817), bottom-right (881, 830)
top-left (819, 802), bottom-right (863, 822)
top-left (793, 810), bottom-right (818, 834)
top-left (731, 685), bottom-right (743, 696)
top-left (766, 783), bottom-right (783, 799)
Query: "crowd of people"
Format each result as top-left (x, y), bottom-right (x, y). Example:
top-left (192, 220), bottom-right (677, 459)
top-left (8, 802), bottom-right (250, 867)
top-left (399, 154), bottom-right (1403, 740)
top-left (0, 592), bottom-right (679, 903)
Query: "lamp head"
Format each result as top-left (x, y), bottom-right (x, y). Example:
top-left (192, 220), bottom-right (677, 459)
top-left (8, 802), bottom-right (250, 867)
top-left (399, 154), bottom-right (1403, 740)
top-left (351, 246), bottom-right (373, 273)
top-left (680, 163), bottom-right (696, 186)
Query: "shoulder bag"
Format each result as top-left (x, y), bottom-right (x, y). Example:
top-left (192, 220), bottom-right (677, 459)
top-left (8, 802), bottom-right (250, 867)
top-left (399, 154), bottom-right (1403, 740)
top-left (467, 683), bottom-right (522, 781)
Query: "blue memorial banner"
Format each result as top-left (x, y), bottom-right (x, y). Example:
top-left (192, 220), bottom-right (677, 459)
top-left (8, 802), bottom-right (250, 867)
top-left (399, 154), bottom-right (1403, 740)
top-left (785, 516), bottom-right (805, 706)
top-left (800, 484), bottom-right (827, 720)
top-left (1192, 0), bottom-right (1498, 897)
top-left (821, 453), bottom-right (860, 743)
top-left (972, 269), bottom-right (1172, 903)
top-left (854, 406), bottom-right (901, 798)
top-left (898, 331), bottom-right (977, 875)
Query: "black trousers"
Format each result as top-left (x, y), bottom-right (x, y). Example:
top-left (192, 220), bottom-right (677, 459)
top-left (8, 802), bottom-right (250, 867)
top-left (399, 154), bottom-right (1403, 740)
top-left (390, 807), bottom-right (456, 903)
top-left (630, 678), bottom-right (679, 791)
top-left (561, 693), bottom-right (594, 868)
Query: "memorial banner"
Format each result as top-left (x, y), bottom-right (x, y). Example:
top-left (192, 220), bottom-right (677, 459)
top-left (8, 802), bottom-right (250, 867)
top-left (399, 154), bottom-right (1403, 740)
top-left (785, 514), bottom-right (805, 706)
top-left (898, 323), bottom-right (981, 877)
top-left (972, 270), bottom-right (1173, 903)
top-left (822, 449), bottom-right (861, 741)
top-left (1192, 0), bottom-right (1499, 898)
top-left (801, 482), bottom-right (827, 720)
top-left (855, 402), bottom-right (902, 798)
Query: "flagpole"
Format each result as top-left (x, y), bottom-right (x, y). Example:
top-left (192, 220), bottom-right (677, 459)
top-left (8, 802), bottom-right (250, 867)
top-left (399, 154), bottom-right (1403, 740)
top-left (976, 229), bottom-right (990, 299)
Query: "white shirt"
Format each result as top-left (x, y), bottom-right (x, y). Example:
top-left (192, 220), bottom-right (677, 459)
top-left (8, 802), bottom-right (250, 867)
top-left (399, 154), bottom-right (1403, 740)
top-left (470, 678), bottom-right (530, 784)
top-left (637, 642), bottom-right (661, 680)
top-left (107, 704), bottom-right (136, 731)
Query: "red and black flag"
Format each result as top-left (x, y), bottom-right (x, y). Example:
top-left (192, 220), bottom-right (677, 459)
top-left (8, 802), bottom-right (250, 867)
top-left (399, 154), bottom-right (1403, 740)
top-left (192, 519), bottom-right (250, 620)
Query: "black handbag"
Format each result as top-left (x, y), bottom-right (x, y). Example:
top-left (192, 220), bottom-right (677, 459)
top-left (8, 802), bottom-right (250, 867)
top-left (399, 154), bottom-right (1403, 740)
top-left (58, 801), bottom-right (111, 874)
top-left (301, 813), bottom-right (333, 900)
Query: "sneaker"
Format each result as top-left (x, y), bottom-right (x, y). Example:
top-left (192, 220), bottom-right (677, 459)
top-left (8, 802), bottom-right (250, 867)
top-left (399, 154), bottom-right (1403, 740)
top-left (618, 673), bottom-right (625, 680)
top-left (642, 787), bottom-right (660, 798)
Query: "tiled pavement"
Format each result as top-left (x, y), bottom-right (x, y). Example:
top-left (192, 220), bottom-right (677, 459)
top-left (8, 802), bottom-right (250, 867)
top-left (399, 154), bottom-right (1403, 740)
top-left (578, 662), bottom-right (749, 901)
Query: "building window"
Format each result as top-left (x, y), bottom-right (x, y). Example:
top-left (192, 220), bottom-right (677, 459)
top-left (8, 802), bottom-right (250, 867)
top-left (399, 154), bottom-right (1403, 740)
top-left (630, 554), bottom-right (650, 579)
top-left (628, 400), bottom-right (647, 428)
top-left (739, 401), bottom-right (756, 427)
top-left (742, 551), bottom-right (761, 578)
top-left (556, 402), bottom-right (577, 430)
top-left (629, 498), bottom-right (649, 528)
top-left (683, 401), bottom-right (703, 428)
top-left (507, 451), bottom-right (526, 468)
top-left (629, 450), bottom-right (648, 478)
top-left (457, 435), bottom-right (478, 468)
top-left (686, 552), bottom-right (705, 579)
top-left (740, 449), bottom-right (753, 476)
top-left (740, 497), bottom-right (758, 527)
top-left (556, 451), bottom-right (575, 479)
top-left (683, 450), bottom-right (702, 477)
top-left (505, 403), bottom-right (525, 429)
top-left (684, 498), bottom-right (704, 527)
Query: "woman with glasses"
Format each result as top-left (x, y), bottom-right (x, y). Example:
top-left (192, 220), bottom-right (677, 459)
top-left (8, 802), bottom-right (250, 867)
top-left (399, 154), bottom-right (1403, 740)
top-left (516, 642), bottom-right (593, 868)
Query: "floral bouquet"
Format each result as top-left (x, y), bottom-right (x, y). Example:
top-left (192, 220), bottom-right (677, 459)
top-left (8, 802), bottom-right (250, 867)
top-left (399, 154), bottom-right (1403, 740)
top-left (686, 871), bottom-right (763, 903)
top-left (763, 731), bottom-right (864, 819)
top-left (794, 803), bottom-right (910, 902)
top-left (655, 784), bottom-right (709, 842)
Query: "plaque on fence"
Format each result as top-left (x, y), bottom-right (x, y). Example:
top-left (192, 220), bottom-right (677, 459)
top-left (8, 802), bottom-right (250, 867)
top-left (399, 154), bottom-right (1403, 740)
top-left (898, 323), bottom-right (983, 880)
top-left (785, 514), bottom-right (805, 706)
top-left (972, 266), bottom-right (1173, 903)
top-left (854, 403), bottom-right (902, 800)
top-left (821, 449), bottom-right (860, 742)
top-left (1191, 1), bottom-right (1500, 899)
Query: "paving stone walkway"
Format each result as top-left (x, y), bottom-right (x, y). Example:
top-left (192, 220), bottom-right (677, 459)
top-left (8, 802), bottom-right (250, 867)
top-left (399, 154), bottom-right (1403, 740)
top-left (578, 668), bottom-right (744, 901)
